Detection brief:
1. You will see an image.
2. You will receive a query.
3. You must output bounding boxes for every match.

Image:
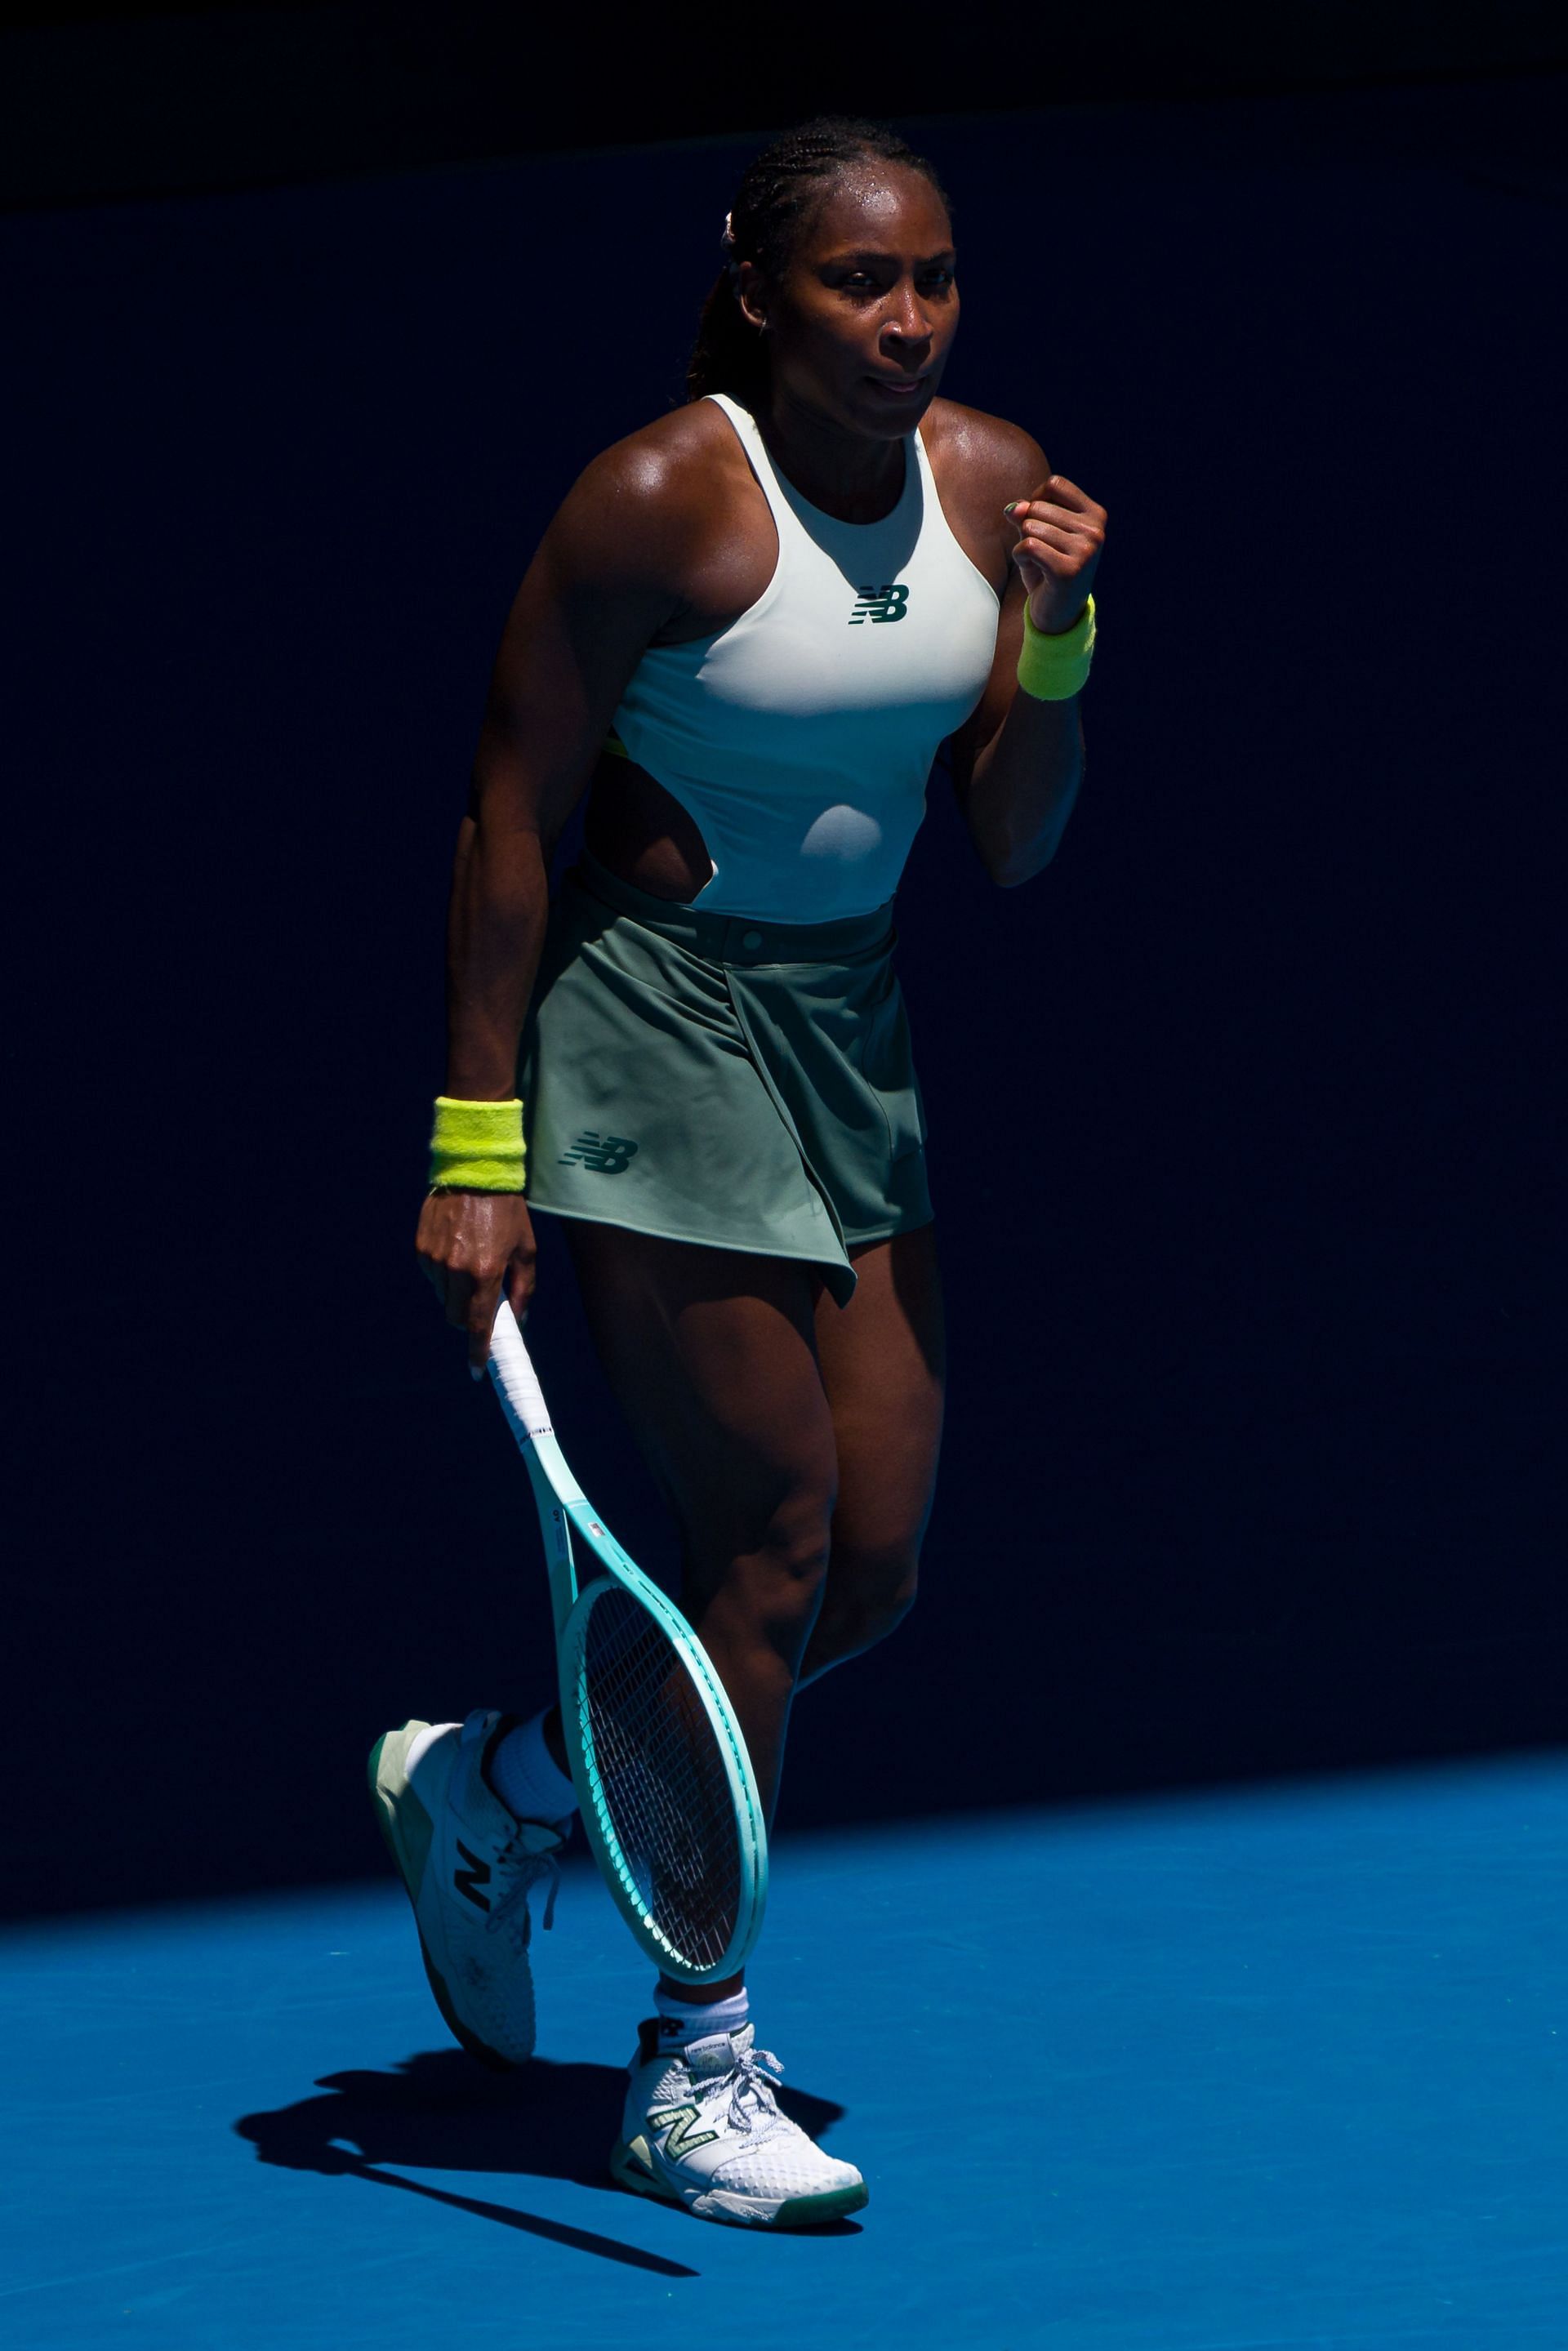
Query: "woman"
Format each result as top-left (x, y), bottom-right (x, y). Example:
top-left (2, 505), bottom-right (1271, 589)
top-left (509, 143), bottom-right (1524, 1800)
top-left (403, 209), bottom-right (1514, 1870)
top-left (372, 116), bottom-right (1104, 2230)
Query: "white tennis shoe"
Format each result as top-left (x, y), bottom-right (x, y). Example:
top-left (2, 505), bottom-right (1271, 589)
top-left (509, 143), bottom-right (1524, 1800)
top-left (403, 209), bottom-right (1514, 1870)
top-left (368, 1709), bottom-right (567, 2068)
top-left (612, 2019), bottom-right (867, 2229)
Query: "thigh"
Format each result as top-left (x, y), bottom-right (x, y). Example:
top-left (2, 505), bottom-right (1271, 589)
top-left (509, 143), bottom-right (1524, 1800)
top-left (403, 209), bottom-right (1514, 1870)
top-left (813, 1223), bottom-right (946, 1560)
top-left (561, 1222), bottom-right (839, 1604)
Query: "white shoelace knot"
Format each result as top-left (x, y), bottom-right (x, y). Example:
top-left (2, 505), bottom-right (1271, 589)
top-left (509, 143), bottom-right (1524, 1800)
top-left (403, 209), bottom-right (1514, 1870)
top-left (700, 2038), bottom-right (785, 2135)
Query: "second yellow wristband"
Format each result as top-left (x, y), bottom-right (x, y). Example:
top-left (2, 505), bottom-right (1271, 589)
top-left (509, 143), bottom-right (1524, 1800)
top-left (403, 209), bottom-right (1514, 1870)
top-left (1017, 594), bottom-right (1096, 701)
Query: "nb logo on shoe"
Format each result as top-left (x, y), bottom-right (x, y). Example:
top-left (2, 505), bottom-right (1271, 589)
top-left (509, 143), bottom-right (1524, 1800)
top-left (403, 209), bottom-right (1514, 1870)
top-left (559, 1131), bottom-right (639, 1174)
top-left (453, 1839), bottom-right (492, 1912)
top-left (648, 2101), bottom-right (719, 2161)
top-left (849, 583), bottom-right (910, 625)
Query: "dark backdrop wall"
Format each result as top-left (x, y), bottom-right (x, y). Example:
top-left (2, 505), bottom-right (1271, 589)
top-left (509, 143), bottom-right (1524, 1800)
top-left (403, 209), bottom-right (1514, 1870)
top-left (5, 73), bottom-right (1564, 1921)
top-left (6, 2), bottom-right (1566, 209)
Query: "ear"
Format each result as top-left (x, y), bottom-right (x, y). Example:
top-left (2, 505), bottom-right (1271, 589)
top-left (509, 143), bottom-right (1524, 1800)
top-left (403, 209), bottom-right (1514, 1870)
top-left (735, 259), bottom-right (768, 333)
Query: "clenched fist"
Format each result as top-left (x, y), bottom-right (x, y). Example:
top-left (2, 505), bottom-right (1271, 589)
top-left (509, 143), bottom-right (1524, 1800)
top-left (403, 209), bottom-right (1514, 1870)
top-left (1005, 474), bottom-right (1107, 635)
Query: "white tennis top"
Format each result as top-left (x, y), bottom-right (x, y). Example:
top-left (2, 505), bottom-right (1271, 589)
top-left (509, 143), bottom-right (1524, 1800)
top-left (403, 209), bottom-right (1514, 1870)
top-left (608, 391), bottom-right (1000, 923)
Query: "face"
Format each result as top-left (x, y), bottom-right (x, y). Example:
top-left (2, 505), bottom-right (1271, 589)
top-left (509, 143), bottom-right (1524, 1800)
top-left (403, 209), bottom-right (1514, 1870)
top-left (739, 166), bottom-right (959, 438)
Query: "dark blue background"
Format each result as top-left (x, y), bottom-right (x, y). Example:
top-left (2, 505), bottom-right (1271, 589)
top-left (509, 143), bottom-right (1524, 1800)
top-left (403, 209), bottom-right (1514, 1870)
top-left (6, 77), bottom-right (1563, 1919)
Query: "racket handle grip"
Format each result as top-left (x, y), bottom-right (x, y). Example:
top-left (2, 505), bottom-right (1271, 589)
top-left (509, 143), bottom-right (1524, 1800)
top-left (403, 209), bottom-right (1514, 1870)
top-left (487, 1298), bottom-right (552, 1444)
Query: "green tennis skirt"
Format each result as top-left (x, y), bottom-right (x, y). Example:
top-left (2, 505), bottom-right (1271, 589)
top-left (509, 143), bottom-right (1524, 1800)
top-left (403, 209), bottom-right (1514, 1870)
top-left (518, 853), bottom-right (933, 1305)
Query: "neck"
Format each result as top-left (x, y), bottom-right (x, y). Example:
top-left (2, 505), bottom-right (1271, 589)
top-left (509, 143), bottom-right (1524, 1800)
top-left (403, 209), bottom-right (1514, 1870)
top-left (754, 383), bottom-right (906, 524)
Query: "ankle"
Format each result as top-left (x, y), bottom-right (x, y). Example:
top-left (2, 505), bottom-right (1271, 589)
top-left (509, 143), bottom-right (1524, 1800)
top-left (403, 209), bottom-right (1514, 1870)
top-left (653, 1983), bottom-right (750, 2048)
top-left (485, 1709), bottom-right (578, 1826)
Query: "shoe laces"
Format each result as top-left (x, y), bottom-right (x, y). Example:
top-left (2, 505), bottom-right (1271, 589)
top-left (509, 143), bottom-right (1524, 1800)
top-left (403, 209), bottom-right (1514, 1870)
top-left (698, 2037), bottom-right (785, 2135)
top-left (484, 1824), bottom-right (564, 1951)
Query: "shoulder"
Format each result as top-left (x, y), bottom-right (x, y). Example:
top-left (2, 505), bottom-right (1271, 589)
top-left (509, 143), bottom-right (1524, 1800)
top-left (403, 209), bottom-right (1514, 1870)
top-left (921, 398), bottom-right (1049, 514)
top-left (546, 399), bottom-right (751, 590)
top-left (917, 399), bottom-right (1049, 598)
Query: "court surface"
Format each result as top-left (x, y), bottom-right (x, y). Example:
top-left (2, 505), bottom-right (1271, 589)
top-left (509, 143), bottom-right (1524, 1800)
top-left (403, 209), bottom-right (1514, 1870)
top-left (4, 1752), bottom-right (1565, 2350)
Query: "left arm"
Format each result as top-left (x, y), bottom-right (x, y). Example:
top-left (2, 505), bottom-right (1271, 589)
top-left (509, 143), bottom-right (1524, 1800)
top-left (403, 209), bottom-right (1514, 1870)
top-left (948, 443), bottom-right (1107, 887)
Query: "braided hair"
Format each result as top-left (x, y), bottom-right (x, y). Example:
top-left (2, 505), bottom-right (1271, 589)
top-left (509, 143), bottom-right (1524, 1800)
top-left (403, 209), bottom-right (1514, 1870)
top-left (686, 117), bottom-right (951, 408)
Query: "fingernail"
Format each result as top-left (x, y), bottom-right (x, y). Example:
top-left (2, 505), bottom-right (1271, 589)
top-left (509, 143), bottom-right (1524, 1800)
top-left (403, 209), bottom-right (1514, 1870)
top-left (1003, 501), bottom-right (1019, 516)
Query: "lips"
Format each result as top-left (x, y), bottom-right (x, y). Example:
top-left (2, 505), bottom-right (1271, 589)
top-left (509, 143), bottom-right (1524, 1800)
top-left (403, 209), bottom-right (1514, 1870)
top-left (865, 376), bottom-right (928, 398)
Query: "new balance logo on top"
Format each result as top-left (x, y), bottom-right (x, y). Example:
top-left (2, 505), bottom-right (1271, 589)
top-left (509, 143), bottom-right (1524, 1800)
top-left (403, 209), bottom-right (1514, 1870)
top-left (559, 1132), bottom-right (639, 1174)
top-left (453, 1839), bottom-right (492, 1912)
top-left (849, 583), bottom-right (910, 625)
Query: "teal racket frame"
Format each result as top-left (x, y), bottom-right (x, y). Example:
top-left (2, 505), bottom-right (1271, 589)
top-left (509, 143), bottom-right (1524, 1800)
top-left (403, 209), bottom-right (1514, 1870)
top-left (488, 1298), bottom-right (768, 1986)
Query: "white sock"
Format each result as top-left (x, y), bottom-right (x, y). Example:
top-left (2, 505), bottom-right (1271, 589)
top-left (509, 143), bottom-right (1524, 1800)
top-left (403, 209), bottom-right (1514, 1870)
top-left (487, 1709), bottom-right (579, 1826)
top-left (654, 1985), bottom-right (750, 2048)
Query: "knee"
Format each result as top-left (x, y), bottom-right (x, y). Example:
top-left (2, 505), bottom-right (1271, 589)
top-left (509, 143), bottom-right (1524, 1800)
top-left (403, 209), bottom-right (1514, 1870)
top-left (696, 1483), bottom-right (835, 1672)
top-left (755, 1488), bottom-right (834, 1646)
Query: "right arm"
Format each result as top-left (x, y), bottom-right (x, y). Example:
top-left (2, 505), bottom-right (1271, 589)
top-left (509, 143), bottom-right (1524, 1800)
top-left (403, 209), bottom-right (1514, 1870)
top-left (416, 437), bottom-right (687, 1370)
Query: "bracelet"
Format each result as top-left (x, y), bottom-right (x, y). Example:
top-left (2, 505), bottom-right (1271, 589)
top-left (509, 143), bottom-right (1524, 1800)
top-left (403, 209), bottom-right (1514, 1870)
top-left (429, 1095), bottom-right (526, 1191)
top-left (1016, 594), bottom-right (1096, 702)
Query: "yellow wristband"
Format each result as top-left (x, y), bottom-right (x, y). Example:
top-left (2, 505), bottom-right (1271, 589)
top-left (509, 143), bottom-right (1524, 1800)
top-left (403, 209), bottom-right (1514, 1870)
top-left (429, 1096), bottom-right (526, 1191)
top-left (1016, 594), bottom-right (1096, 701)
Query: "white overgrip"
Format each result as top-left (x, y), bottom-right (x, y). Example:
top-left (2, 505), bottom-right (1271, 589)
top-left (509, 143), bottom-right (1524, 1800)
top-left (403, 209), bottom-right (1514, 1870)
top-left (487, 1298), bottom-right (552, 1445)
top-left (487, 1299), bottom-right (586, 1608)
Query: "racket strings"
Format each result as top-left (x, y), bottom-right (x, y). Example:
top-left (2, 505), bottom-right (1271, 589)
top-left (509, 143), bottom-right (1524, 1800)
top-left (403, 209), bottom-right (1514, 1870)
top-left (578, 1587), bottom-right (743, 1973)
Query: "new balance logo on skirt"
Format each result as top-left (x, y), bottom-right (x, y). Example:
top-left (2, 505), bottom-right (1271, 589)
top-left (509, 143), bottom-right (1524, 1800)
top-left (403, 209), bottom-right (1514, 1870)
top-left (849, 584), bottom-right (909, 624)
top-left (559, 1132), bottom-right (639, 1173)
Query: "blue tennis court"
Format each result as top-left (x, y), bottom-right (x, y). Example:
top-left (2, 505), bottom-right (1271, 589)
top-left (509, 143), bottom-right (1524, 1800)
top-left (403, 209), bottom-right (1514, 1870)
top-left (6, 1752), bottom-right (1565, 2349)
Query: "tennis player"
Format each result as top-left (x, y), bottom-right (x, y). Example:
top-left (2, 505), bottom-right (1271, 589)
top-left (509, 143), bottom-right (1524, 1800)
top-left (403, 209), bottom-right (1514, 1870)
top-left (378, 116), bottom-right (1103, 2229)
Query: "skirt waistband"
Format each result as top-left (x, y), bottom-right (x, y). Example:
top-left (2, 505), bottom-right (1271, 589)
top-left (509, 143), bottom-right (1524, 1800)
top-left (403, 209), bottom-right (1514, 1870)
top-left (571, 848), bottom-right (895, 968)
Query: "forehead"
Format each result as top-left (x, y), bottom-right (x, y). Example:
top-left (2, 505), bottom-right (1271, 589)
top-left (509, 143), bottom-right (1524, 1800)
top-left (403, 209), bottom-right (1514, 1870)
top-left (801, 166), bottom-right (953, 255)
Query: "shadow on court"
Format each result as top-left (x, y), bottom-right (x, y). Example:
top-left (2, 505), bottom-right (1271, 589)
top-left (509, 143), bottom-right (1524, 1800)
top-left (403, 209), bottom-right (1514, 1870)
top-left (234, 2049), bottom-right (860, 2271)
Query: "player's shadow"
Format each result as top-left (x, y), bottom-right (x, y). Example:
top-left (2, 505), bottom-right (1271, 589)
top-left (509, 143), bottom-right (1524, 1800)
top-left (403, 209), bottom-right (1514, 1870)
top-left (234, 2049), bottom-right (858, 2272)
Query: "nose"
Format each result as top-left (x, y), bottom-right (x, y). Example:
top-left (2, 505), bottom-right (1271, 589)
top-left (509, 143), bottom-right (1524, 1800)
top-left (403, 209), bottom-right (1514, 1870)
top-left (883, 278), bottom-right (933, 354)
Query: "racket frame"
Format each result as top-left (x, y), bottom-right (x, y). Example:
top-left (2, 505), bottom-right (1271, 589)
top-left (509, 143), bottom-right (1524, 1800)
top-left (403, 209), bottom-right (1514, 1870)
top-left (487, 1298), bottom-right (768, 1986)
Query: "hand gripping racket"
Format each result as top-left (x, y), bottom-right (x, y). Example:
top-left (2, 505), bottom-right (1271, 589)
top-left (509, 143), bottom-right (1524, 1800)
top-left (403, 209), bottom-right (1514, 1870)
top-left (486, 1298), bottom-right (768, 1987)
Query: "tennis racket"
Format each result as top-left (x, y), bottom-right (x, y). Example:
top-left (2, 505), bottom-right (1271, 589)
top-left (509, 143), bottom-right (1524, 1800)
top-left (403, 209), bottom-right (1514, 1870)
top-left (486, 1296), bottom-right (768, 1987)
